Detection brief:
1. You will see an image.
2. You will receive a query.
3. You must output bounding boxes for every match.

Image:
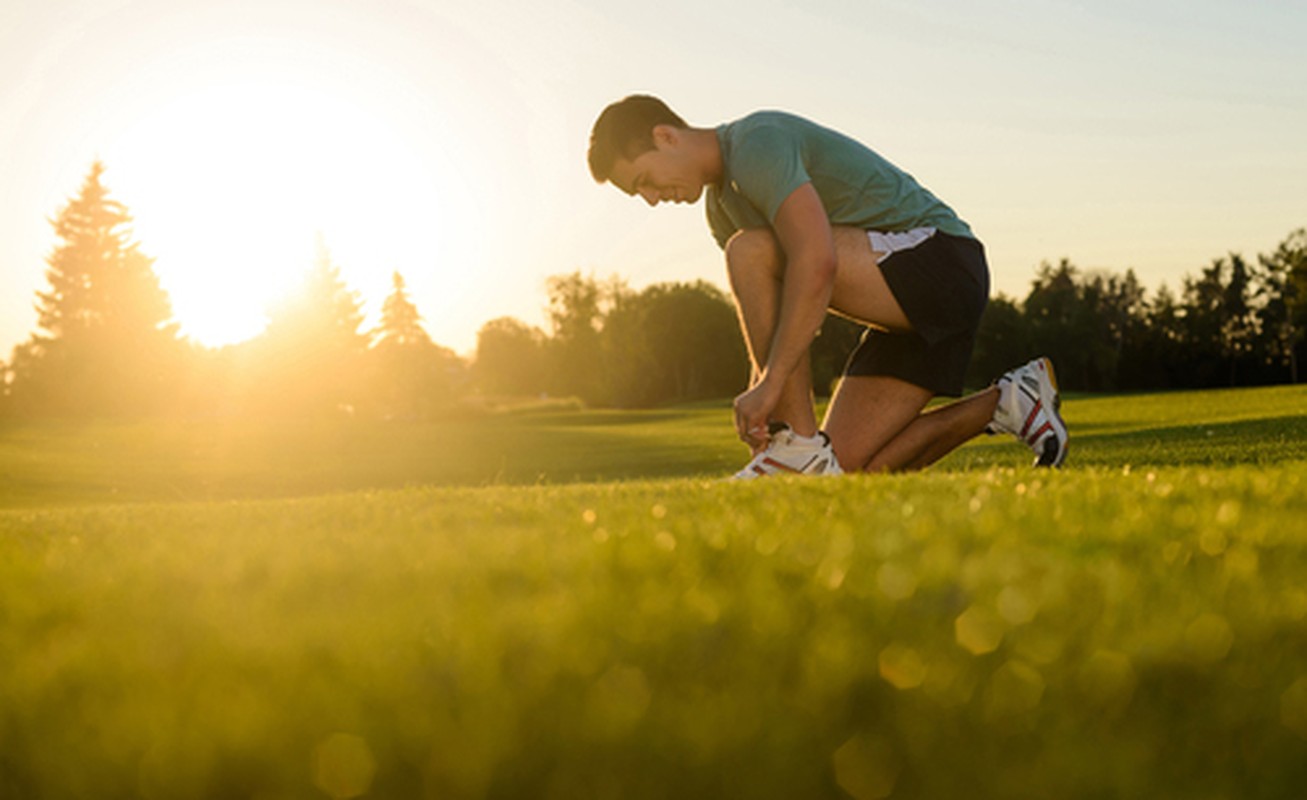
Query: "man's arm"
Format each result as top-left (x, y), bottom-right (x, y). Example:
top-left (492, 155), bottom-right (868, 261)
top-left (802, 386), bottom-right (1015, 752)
top-left (733, 182), bottom-right (836, 443)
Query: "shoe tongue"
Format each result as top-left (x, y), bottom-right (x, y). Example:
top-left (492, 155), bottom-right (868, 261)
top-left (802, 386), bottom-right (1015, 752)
top-left (766, 421), bottom-right (799, 447)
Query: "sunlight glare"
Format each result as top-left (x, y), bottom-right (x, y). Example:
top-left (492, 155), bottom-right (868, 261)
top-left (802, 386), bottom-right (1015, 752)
top-left (106, 78), bottom-right (457, 347)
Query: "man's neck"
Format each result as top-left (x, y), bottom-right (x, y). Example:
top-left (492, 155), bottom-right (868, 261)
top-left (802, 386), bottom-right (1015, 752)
top-left (686, 126), bottom-right (724, 187)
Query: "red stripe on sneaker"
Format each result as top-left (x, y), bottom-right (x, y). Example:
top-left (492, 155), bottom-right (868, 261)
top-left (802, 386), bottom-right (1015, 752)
top-left (1020, 400), bottom-right (1043, 438)
top-left (1026, 421), bottom-right (1053, 445)
top-left (761, 457), bottom-right (801, 474)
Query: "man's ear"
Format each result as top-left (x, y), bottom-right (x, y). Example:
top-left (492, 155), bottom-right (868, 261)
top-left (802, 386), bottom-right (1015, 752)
top-left (651, 124), bottom-right (680, 149)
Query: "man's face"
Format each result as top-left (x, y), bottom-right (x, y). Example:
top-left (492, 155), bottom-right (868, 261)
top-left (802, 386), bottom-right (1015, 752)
top-left (607, 126), bottom-right (706, 207)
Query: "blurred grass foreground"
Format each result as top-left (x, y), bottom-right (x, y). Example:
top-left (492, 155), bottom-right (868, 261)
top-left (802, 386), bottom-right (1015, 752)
top-left (2, 385), bottom-right (1307, 798)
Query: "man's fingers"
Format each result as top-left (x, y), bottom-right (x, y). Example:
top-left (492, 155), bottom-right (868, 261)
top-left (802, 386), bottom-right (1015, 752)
top-left (740, 422), bottom-right (768, 447)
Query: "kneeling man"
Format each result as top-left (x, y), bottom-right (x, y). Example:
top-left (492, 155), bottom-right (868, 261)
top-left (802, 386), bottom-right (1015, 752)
top-left (588, 95), bottom-right (1067, 477)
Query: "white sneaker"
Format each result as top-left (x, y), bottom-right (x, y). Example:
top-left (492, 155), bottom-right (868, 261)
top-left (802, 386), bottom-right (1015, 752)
top-left (732, 424), bottom-right (844, 479)
top-left (990, 357), bottom-right (1069, 468)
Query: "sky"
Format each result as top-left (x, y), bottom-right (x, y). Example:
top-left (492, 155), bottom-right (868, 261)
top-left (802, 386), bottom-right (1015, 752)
top-left (2, 0), bottom-right (1305, 358)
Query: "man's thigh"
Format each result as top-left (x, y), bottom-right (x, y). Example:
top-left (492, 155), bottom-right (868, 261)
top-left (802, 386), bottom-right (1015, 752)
top-left (828, 226), bottom-right (913, 333)
top-left (822, 373), bottom-right (932, 471)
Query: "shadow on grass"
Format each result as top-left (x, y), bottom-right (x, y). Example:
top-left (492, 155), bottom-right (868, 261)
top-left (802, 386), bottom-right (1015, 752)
top-left (1076, 414), bottom-right (1307, 466)
top-left (952, 414), bottom-right (1307, 470)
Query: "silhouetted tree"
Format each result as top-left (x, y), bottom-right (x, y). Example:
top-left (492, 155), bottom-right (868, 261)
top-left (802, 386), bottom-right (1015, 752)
top-left (366, 271), bottom-right (466, 419)
top-left (1015, 261), bottom-right (1162, 391)
top-left (4, 161), bottom-right (181, 417)
top-left (374, 271), bottom-right (430, 349)
top-left (1257, 229), bottom-right (1306, 383)
top-left (966, 293), bottom-right (1032, 389)
top-left (1220, 254), bottom-right (1258, 385)
top-left (1024, 259), bottom-right (1092, 388)
top-left (1180, 261), bottom-right (1224, 386)
top-left (248, 238), bottom-right (367, 415)
top-left (1083, 269), bottom-right (1149, 390)
top-left (1118, 283), bottom-right (1181, 390)
top-left (1179, 255), bottom-right (1258, 387)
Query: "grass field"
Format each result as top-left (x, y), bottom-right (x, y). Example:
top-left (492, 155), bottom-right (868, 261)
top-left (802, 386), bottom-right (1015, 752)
top-left (2, 385), bottom-right (1307, 798)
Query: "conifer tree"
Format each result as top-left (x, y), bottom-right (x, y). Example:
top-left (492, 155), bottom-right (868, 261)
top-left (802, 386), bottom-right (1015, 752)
top-left (37, 162), bottom-right (174, 339)
top-left (373, 272), bottom-right (433, 349)
top-left (367, 271), bottom-right (463, 418)
top-left (9, 161), bottom-right (179, 416)
top-left (264, 237), bottom-right (366, 353)
top-left (252, 238), bottom-right (367, 415)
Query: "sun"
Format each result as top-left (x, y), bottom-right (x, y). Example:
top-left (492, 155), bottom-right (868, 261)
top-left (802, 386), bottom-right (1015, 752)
top-left (103, 76), bottom-right (460, 348)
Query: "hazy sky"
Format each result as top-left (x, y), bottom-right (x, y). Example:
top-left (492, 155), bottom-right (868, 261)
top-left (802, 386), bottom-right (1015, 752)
top-left (3, 0), bottom-right (1304, 357)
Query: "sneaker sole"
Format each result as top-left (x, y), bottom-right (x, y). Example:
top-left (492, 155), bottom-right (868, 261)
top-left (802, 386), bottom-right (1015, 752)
top-left (1033, 357), bottom-right (1068, 468)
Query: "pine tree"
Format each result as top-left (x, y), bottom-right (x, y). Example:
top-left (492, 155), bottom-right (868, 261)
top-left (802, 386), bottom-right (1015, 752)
top-left (251, 238), bottom-right (368, 415)
top-left (373, 272), bottom-right (433, 349)
top-left (9, 161), bottom-right (179, 416)
top-left (264, 237), bottom-right (366, 352)
top-left (366, 272), bottom-right (463, 419)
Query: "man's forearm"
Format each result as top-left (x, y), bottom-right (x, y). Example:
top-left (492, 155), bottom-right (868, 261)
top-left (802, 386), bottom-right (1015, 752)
top-left (761, 253), bottom-right (835, 393)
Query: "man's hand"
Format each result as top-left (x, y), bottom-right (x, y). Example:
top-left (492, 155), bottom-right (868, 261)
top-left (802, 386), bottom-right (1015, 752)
top-left (734, 377), bottom-right (780, 453)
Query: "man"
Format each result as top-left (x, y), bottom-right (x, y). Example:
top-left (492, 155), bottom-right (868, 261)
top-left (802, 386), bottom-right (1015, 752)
top-left (587, 95), bottom-right (1067, 477)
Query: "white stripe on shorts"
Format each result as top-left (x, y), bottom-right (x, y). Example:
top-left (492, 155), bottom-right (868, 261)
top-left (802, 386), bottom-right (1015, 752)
top-left (866, 227), bottom-right (937, 264)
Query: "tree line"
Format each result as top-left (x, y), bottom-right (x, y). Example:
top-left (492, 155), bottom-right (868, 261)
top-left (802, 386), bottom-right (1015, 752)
top-left (965, 239), bottom-right (1306, 392)
top-left (1, 163), bottom-right (464, 420)
top-left (475, 233), bottom-right (1307, 404)
top-left (2, 163), bottom-right (1304, 420)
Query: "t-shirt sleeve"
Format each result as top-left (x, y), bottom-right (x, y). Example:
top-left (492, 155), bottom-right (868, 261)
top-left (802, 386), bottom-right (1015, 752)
top-left (729, 124), bottom-right (811, 224)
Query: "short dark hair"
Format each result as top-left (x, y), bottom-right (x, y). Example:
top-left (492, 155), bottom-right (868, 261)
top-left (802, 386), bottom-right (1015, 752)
top-left (587, 95), bottom-right (688, 183)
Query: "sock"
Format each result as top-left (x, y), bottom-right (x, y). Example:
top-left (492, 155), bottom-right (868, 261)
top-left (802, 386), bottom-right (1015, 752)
top-left (986, 377), bottom-right (1012, 435)
top-left (996, 376), bottom-right (1013, 411)
top-left (791, 431), bottom-right (825, 447)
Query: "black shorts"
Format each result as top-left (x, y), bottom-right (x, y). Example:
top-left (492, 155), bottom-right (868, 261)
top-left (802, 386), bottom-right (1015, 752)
top-left (842, 231), bottom-right (990, 396)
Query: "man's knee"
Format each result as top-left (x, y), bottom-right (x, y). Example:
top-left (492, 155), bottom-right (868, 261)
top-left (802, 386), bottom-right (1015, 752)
top-left (724, 228), bottom-right (782, 287)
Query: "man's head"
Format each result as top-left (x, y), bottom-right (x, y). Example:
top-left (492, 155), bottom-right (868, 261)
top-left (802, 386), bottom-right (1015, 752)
top-left (588, 95), bottom-right (717, 207)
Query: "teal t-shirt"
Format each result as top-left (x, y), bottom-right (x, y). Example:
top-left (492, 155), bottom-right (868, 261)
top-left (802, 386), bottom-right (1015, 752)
top-left (705, 111), bottom-right (974, 249)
